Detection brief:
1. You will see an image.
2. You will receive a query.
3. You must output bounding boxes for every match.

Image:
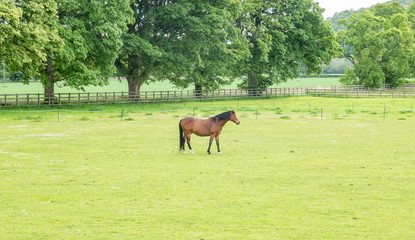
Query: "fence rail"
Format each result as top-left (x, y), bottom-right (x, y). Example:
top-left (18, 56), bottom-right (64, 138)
top-left (320, 83), bottom-right (415, 90)
top-left (307, 86), bottom-right (415, 98)
top-left (0, 87), bottom-right (307, 107)
top-left (1, 84), bottom-right (415, 108)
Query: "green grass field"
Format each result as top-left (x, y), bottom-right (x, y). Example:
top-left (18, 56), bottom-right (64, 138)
top-left (1, 97), bottom-right (414, 239)
top-left (0, 77), bottom-right (341, 94)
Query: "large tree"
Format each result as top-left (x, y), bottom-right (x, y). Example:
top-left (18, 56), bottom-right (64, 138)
top-left (0, 0), bottom-right (62, 79)
top-left (168, 1), bottom-right (249, 95)
top-left (337, 2), bottom-right (415, 88)
top-left (115, 0), bottom-right (247, 99)
top-left (37, 0), bottom-right (132, 101)
top-left (236, 0), bottom-right (339, 92)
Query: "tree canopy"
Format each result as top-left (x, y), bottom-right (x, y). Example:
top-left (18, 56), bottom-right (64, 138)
top-left (7, 0), bottom-right (402, 96)
top-left (115, 0), bottom-right (248, 99)
top-left (168, 1), bottom-right (249, 94)
top-left (327, 0), bottom-right (415, 32)
top-left (236, 0), bottom-right (339, 91)
top-left (0, 0), bottom-right (61, 79)
top-left (39, 0), bottom-right (133, 99)
top-left (337, 2), bottom-right (415, 87)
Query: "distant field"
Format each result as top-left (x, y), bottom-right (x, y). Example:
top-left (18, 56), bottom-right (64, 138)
top-left (1, 97), bottom-right (414, 239)
top-left (0, 77), bottom-right (341, 94)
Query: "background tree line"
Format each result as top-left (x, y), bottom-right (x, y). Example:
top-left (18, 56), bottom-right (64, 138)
top-left (337, 1), bottom-right (415, 87)
top-left (327, 0), bottom-right (414, 32)
top-left (1, 0), bottom-right (414, 100)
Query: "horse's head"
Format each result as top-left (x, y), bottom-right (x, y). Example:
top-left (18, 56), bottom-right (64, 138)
top-left (229, 110), bottom-right (240, 125)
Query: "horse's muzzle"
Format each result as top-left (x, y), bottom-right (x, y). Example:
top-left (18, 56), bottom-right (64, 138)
top-left (236, 121), bottom-right (240, 125)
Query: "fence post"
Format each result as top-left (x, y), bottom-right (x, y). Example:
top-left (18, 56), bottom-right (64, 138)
top-left (4, 85), bottom-right (415, 108)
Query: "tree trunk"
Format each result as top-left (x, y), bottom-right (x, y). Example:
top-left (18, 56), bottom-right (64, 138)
top-left (127, 75), bottom-right (142, 102)
top-left (44, 57), bottom-right (55, 103)
top-left (247, 72), bottom-right (259, 96)
top-left (195, 83), bottom-right (203, 98)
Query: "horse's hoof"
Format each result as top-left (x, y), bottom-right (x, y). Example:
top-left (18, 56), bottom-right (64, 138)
top-left (182, 150), bottom-right (187, 154)
top-left (190, 150), bottom-right (195, 154)
top-left (218, 152), bottom-right (223, 155)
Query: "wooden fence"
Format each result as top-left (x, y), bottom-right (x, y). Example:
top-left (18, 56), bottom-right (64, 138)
top-left (0, 87), bottom-right (307, 107)
top-left (1, 84), bottom-right (415, 108)
top-left (307, 84), bottom-right (415, 98)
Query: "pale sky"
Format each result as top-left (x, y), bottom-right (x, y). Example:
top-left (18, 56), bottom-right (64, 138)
top-left (315, 0), bottom-right (391, 18)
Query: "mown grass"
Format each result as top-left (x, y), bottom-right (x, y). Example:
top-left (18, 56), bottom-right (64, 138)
top-left (0, 97), bottom-right (414, 239)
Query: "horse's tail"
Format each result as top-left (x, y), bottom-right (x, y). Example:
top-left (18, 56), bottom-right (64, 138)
top-left (179, 120), bottom-right (185, 151)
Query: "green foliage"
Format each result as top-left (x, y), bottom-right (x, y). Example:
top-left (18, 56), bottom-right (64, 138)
top-left (322, 58), bottom-right (353, 74)
top-left (170, 1), bottom-right (250, 92)
top-left (338, 2), bottom-right (415, 88)
top-left (39, 0), bottom-right (133, 91)
top-left (0, 64), bottom-right (26, 82)
top-left (2, 0), bottom-right (341, 95)
top-left (327, 0), bottom-right (415, 32)
top-left (371, 1), bottom-right (406, 18)
top-left (1, 0), bottom-right (133, 97)
top-left (116, 1), bottom-right (192, 96)
top-left (0, 0), bottom-right (61, 79)
top-left (408, 2), bottom-right (415, 78)
top-left (237, 0), bottom-right (339, 89)
top-left (116, 1), bottom-right (248, 97)
top-left (327, 9), bottom-right (366, 32)
top-left (393, 0), bottom-right (415, 7)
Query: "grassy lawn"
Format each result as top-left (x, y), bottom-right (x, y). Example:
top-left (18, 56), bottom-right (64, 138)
top-left (1, 97), bottom-right (414, 239)
top-left (0, 77), bottom-right (341, 94)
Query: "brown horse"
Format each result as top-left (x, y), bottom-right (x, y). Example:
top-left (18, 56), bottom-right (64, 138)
top-left (179, 110), bottom-right (240, 154)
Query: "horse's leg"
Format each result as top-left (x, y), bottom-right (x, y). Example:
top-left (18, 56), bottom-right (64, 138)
top-left (186, 133), bottom-right (195, 154)
top-left (207, 135), bottom-right (214, 154)
top-left (215, 135), bottom-right (222, 154)
top-left (181, 130), bottom-right (187, 154)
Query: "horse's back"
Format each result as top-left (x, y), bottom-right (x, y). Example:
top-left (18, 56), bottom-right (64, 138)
top-left (180, 117), bottom-right (212, 136)
top-left (180, 117), bottom-right (195, 131)
top-left (180, 116), bottom-right (195, 125)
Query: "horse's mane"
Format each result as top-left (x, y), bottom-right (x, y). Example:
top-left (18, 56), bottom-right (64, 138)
top-left (211, 111), bottom-right (231, 121)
